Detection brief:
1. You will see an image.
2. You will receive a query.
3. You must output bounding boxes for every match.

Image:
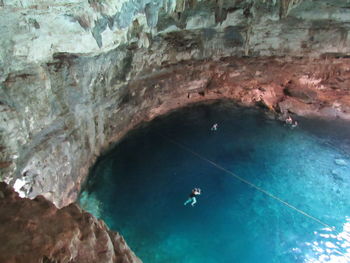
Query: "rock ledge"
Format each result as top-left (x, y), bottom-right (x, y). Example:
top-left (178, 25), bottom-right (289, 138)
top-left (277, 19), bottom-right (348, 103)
top-left (0, 182), bottom-right (141, 263)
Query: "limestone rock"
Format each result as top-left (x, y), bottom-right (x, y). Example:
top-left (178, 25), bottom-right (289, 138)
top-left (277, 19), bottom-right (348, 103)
top-left (284, 81), bottom-right (318, 104)
top-left (0, 1), bottom-right (349, 261)
top-left (1, 0), bottom-right (350, 208)
top-left (0, 182), bottom-right (141, 263)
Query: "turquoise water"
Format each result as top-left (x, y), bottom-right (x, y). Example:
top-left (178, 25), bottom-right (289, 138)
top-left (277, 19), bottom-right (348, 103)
top-left (79, 102), bottom-right (350, 263)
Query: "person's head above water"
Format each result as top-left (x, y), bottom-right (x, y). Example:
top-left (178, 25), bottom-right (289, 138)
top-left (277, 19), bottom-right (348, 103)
top-left (193, 188), bottom-right (201, 194)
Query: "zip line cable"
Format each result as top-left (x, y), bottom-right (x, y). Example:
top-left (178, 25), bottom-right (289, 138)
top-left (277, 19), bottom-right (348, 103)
top-left (159, 133), bottom-right (336, 230)
top-left (160, 133), bottom-right (350, 260)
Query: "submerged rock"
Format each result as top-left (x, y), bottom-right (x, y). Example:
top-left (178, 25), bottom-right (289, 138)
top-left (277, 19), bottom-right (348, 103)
top-left (334, 159), bottom-right (348, 166)
top-left (0, 182), bottom-right (141, 263)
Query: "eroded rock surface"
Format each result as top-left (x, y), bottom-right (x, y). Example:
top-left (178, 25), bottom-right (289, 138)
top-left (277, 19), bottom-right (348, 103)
top-left (1, 0), bottom-right (349, 70)
top-left (0, 0), bottom-right (350, 260)
top-left (0, 182), bottom-right (141, 263)
top-left (2, 53), bottom-right (350, 208)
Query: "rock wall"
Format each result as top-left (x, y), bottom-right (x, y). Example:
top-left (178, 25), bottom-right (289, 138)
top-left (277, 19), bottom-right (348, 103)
top-left (0, 182), bottom-right (141, 263)
top-left (1, 49), bottom-right (132, 207)
top-left (1, 0), bottom-right (349, 72)
top-left (0, 0), bottom-right (350, 207)
top-left (2, 53), bottom-right (350, 208)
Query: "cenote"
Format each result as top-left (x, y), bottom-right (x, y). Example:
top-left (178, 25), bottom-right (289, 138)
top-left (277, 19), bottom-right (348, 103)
top-left (79, 102), bottom-right (350, 263)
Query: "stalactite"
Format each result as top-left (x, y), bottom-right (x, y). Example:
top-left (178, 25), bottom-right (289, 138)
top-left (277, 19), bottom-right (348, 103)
top-left (167, 0), bottom-right (177, 13)
top-left (244, 24), bottom-right (252, 56)
top-left (217, 0), bottom-right (224, 22)
top-left (175, 0), bottom-right (186, 13)
top-left (244, 1), bottom-right (254, 56)
top-left (279, 0), bottom-right (303, 18)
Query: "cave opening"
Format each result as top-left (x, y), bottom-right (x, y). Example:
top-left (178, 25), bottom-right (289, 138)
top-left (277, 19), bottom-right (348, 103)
top-left (79, 101), bottom-right (350, 263)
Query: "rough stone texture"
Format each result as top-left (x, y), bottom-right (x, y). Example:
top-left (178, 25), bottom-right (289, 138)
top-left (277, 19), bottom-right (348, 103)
top-left (129, 57), bottom-right (350, 121)
top-left (0, 0), bottom-right (350, 260)
top-left (0, 182), bottom-right (141, 263)
top-left (2, 53), bottom-right (350, 209)
top-left (1, 0), bottom-right (349, 73)
top-left (0, 0), bottom-right (350, 206)
top-left (1, 49), bottom-right (134, 207)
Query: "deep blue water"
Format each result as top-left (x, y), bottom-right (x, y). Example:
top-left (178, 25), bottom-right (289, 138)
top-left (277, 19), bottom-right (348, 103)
top-left (79, 102), bottom-right (350, 263)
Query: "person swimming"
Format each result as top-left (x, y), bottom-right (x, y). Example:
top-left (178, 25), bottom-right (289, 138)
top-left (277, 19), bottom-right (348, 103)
top-left (285, 116), bottom-right (293, 125)
top-left (285, 116), bottom-right (298, 128)
top-left (184, 188), bottom-right (201, 206)
top-left (211, 123), bottom-right (218, 131)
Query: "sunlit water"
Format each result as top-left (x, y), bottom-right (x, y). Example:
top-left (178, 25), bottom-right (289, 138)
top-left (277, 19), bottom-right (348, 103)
top-left (79, 102), bottom-right (350, 263)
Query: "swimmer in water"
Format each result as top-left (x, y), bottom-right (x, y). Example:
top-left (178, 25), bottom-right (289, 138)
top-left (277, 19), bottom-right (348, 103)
top-left (184, 188), bottom-right (201, 206)
top-left (211, 123), bottom-right (218, 131)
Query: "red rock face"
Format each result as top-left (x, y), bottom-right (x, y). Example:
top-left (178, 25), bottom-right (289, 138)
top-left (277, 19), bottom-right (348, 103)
top-left (126, 57), bottom-right (350, 123)
top-left (0, 182), bottom-right (141, 263)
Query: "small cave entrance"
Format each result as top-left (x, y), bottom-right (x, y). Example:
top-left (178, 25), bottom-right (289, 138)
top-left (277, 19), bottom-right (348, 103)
top-left (79, 101), bottom-right (350, 263)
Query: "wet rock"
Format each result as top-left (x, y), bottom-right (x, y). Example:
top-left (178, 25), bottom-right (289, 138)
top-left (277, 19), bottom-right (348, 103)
top-left (0, 182), bottom-right (141, 263)
top-left (331, 170), bottom-right (343, 181)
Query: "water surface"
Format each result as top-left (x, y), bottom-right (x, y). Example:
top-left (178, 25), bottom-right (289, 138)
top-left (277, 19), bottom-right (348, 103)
top-left (80, 103), bottom-right (350, 263)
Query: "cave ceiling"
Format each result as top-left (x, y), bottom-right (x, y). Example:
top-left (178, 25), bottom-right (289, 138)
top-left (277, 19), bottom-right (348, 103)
top-left (0, 0), bottom-right (349, 73)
